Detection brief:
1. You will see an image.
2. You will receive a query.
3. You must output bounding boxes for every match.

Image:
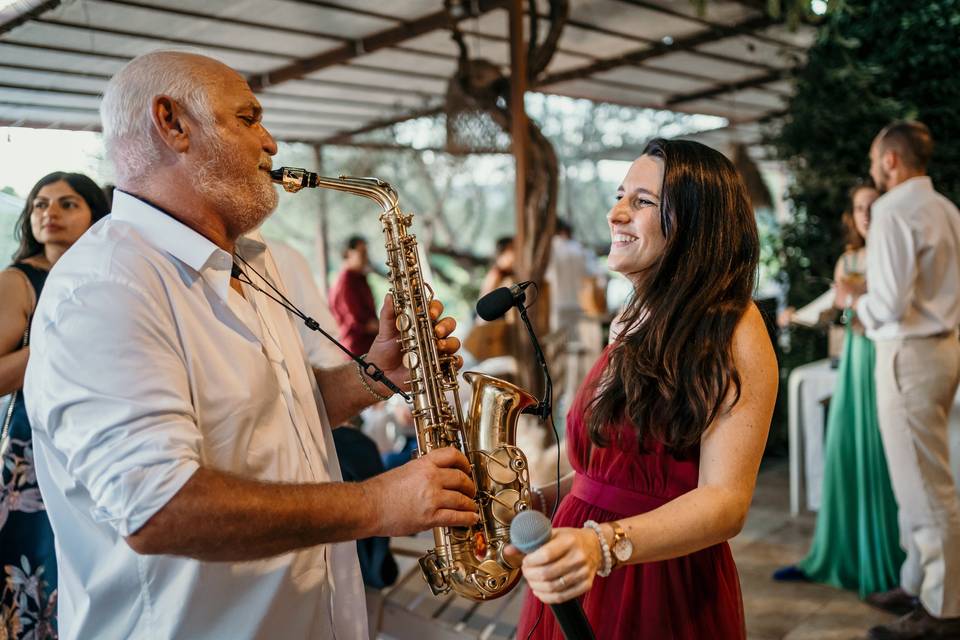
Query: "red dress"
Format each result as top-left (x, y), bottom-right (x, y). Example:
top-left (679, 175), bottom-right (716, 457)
top-left (516, 348), bottom-right (746, 640)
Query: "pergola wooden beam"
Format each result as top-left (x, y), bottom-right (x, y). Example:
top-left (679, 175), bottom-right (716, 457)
top-left (613, 0), bottom-right (803, 50)
top-left (537, 13), bottom-right (780, 88)
top-left (321, 106), bottom-right (444, 144)
top-left (666, 70), bottom-right (786, 106)
top-left (94, 0), bottom-right (353, 43)
top-left (248, 0), bottom-right (510, 91)
top-left (0, 0), bottom-right (59, 35)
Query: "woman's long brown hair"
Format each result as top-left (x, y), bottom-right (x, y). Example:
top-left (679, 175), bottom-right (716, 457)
top-left (587, 139), bottom-right (760, 454)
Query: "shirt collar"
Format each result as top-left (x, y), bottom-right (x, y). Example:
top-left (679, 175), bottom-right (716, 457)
top-left (110, 190), bottom-right (236, 301)
top-left (875, 176), bottom-right (934, 212)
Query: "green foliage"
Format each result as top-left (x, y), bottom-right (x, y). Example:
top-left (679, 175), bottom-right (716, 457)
top-left (773, 0), bottom-right (960, 309)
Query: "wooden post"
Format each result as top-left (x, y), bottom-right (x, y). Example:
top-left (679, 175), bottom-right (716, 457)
top-left (312, 144), bottom-right (331, 293)
top-left (509, 0), bottom-right (528, 278)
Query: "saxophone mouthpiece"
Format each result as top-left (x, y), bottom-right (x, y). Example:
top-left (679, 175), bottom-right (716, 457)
top-left (270, 167), bottom-right (317, 193)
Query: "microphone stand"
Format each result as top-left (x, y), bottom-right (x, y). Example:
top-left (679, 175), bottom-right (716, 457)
top-left (515, 293), bottom-right (553, 420)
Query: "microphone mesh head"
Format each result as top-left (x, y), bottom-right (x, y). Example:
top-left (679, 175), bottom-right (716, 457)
top-left (476, 287), bottom-right (515, 321)
top-left (510, 509), bottom-right (552, 554)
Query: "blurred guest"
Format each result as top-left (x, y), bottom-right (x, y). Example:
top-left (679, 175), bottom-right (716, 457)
top-left (0, 172), bottom-right (109, 640)
top-left (840, 121), bottom-right (960, 639)
top-left (544, 219), bottom-right (602, 341)
top-left (329, 235), bottom-right (378, 356)
top-left (480, 235), bottom-right (515, 297)
top-left (509, 139), bottom-right (777, 639)
top-left (774, 183), bottom-right (906, 601)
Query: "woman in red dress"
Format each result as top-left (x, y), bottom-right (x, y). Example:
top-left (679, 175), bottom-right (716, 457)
top-left (511, 138), bottom-right (778, 639)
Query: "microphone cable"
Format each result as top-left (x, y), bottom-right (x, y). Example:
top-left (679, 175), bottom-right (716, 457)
top-left (231, 253), bottom-right (408, 401)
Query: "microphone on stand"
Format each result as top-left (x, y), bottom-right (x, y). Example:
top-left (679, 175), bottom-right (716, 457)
top-left (476, 281), bottom-right (534, 321)
top-left (475, 282), bottom-right (552, 419)
top-left (510, 510), bottom-right (596, 640)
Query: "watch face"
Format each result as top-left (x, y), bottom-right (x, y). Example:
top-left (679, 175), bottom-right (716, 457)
top-left (613, 538), bottom-right (633, 562)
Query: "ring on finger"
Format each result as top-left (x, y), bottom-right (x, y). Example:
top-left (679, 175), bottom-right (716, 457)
top-left (556, 575), bottom-right (567, 590)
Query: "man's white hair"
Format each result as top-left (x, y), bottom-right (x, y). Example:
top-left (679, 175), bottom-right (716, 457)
top-left (100, 50), bottom-right (218, 184)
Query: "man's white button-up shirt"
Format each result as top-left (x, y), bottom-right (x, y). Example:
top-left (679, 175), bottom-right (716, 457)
top-left (24, 191), bottom-right (367, 639)
top-left (856, 176), bottom-right (960, 340)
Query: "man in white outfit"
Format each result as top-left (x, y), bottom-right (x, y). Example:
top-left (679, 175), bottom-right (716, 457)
top-left (24, 50), bottom-right (478, 640)
top-left (838, 120), bottom-right (960, 639)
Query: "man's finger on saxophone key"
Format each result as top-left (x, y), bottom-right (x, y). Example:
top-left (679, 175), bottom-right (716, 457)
top-left (425, 446), bottom-right (474, 477)
top-left (436, 336), bottom-right (460, 354)
top-left (437, 467), bottom-right (478, 499)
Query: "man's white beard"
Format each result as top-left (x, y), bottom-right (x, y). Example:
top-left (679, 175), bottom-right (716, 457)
top-left (193, 133), bottom-right (278, 236)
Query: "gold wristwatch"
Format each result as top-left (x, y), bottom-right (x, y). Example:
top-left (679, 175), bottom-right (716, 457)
top-left (610, 521), bottom-right (632, 568)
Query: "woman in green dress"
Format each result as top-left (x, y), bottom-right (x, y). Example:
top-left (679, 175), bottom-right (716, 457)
top-left (776, 183), bottom-right (905, 600)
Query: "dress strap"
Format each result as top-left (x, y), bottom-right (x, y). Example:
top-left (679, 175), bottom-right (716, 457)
top-left (9, 262), bottom-right (49, 299)
top-left (570, 472), bottom-right (671, 516)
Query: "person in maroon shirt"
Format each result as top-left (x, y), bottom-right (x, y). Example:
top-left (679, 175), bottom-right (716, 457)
top-left (329, 235), bottom-right (379, 356)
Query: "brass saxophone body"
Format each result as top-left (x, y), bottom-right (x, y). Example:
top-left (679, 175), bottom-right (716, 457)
top-left (272, 167), bottom-right (537, 601)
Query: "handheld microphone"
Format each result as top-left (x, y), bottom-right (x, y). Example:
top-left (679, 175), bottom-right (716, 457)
top-left (510, 510), bottom-right (596, 640)
top-left (476, 281), bottom-right (534, 321)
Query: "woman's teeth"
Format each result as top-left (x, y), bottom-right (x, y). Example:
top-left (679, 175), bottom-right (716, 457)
top-left (613, 234), bottom-right (637, 243)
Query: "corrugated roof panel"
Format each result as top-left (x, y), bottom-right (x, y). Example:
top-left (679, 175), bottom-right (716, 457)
top-left (591, 67), bottom-right (714, 94)
top-left (325, 0), bottom-right (439, 20)
top-left (569, 2), bottom-right (714, 41)
top-left (0, 104), bottom-right (100, 126)
top-left (0, 67), bottom-right (109, 93)
top-left (695, 36), bottom-right (801, 69)
top-left (722, 87), bottom-right (788, 110)
top-left (0, 87), bottom-right (100, 109)
top-left (0, 42), bottom-right (127, 75)
top-left (261, 81), bottom-right (441, 110)
top-left (544, 50), bottom-right (595, 74)
top-left (155, 0), bottom-right (398, 36)
top-left (306, 65), bottom-right (448, 96)
top-left (257, 93), bottom-right (391, 118)
top-left (672, 97), bottom-right (769, 121)
top-left (644, 51), bottom-right (760, 82)
top-left (557, 23), bottom-right (642, 58)
top-left (4, 23), bottom-right (287, 74)
top-left (353, 49), bottom-right (459, 77)
top-left (639, 0), bottom-right (761, 26)
top-left (45, 0), bottom-right (342, 58)
top-left (540, 78), bottom-right (668, 109)
top-left (404, 30), bottom-right (489, 61)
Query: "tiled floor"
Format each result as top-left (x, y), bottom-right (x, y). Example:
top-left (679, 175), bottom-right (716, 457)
top-left (734, 460), bottom-right (897, 640)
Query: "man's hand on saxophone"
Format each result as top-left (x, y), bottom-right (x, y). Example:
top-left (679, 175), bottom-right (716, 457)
top-left (314, 294), bottom-right (461, 426)
top-left (368, 294), bottom-right (464, 393)
top-left (362, 446), bottom-right (480, 536)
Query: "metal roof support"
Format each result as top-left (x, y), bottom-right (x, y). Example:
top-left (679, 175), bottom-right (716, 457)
top-left (322, 106), bottom-right (443, 144)
top-left (509, 0), bottom-right (529, 272)
top-left (537, 13), bottom-right (779, 88)
top-left (312, 144), bottom-right (331, 293)
top-left (248, 0), bottom-right (510, 91)
top-left (0, 0), bottom-right (59, 35)
top-left (665, 70), bottom-right (786, 106)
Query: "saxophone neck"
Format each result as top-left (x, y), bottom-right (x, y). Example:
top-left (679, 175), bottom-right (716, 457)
top-left (270, 167), bottom-right (399, 214)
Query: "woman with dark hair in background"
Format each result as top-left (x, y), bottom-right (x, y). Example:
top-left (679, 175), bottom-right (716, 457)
top-left (1, 172), bottom-right (109, 639)
top-left (775, 184), bottom-right (906, 605)
top-left (510, 139), bottom-right (778, 639)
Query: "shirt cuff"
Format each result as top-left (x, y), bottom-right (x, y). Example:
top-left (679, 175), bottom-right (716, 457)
top-left (91, 458), bottom-right (200, 537)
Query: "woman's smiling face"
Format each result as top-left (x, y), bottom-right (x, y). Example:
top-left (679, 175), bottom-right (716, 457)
top-left (607, 154), bottom-right (668, 285)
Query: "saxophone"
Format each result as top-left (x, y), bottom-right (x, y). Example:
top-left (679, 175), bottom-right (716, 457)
top-left (271, 167), bottom-right (537, 601)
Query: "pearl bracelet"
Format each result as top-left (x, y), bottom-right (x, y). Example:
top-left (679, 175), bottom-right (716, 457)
top-left (355, 361), bottom-right (392, 402)
top-left (583, 519), bottom-right (613, 577)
